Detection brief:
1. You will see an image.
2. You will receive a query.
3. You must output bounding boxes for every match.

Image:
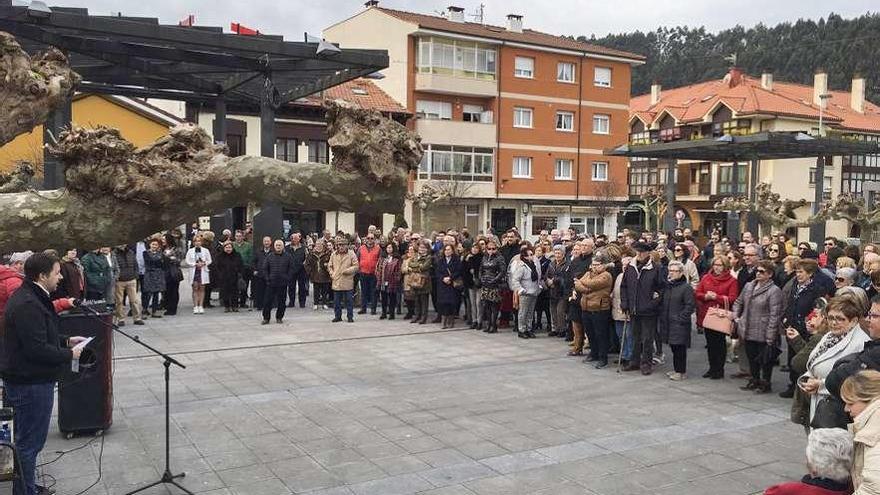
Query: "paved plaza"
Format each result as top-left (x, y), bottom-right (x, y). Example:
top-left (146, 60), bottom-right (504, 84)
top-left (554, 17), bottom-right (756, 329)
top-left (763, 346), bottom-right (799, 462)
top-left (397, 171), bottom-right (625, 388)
top-left (34, 295), bottom-right (807, 495)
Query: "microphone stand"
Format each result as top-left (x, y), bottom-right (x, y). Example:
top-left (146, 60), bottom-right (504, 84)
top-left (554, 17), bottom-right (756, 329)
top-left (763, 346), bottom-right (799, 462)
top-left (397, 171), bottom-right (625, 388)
top-left (78, 304), bottom-right (193, 495)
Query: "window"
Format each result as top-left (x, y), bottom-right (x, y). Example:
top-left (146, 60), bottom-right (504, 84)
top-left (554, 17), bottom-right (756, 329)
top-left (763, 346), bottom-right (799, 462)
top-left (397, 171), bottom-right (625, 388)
top-left (557, 62), bottom-right (575, 83)
top-left (713, 119), bottom-right (752, 137)
top-left (416, 100), bottom-right (452, 120)
top-left (628, 162), bottom-right (659, 196)
top-left (308, 140), bottom-right (329, 164)
top-left (513, 107), bottom-right (533, 128)
top-left (555, 159), bottom-right (573, 180)
top-left (416, 36), bottom-right (496, 80)
top-left (513, 156), bottom-right (532, 178)
top-left (592, 114), bottom-right (610, 134)
top-left (592, 162), bottom-right (608, 181)
top-left (809, 168), bottom-right (833, 200)
top-left (275, 138), bottom-right (297, 162)
top-left (532, 216), bottom-right (558, 236)
top-left (717, 164), bottom-right (748, 194)
top-left (556, 111), bottom-right (575, 132)
top-left (465, 204), bottom-right (480, 233)
top-left (417, 144), bottom-right (494, 181)
top-left (569, 217), bottom-right (605, 235)
top-left (594, 67), bottom-right (612, 87)
top-left (463, 104), bottom-right (483, 123)
top-left (514, 56), bottom-right (534, 78)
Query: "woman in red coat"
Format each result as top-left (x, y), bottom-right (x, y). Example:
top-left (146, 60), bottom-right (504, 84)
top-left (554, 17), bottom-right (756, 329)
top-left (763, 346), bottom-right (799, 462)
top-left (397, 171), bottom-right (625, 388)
top-left (695, 255), bottom-right (740, 379)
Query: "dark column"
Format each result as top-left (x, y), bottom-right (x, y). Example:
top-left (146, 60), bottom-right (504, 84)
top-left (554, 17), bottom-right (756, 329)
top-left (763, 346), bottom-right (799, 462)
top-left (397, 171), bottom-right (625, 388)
top-left (42, 97), bottom-right (72, 189)
top-left (213, 97), bottom-right (227, 145)
top-left (212, 97), bottom-right (235, 230)
top-left (664, 160), bottom-right (677, 232)
top-left (810, 155), bottom-right (827, 244)
top-left (253, 80), bottom-right (283, 247)
top-left (727, 161), bottom-right (741, 241)
top-left (747, 159), bottom-right (760, 235)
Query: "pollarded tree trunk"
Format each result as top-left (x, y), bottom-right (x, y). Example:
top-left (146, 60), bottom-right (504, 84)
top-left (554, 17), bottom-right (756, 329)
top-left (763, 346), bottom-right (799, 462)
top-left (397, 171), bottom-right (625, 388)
top-left (0, 32), bottom-right (422, 252)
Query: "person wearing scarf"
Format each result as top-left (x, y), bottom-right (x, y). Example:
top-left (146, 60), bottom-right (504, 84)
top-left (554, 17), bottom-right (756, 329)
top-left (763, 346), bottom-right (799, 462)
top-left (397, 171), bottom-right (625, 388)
top-left (510, 246), bottom-right (542, 339)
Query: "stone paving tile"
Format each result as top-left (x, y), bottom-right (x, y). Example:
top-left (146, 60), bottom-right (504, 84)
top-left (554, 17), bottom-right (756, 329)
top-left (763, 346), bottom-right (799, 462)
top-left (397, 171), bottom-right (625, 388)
top-left (38, 293), bottom-right (806, 495)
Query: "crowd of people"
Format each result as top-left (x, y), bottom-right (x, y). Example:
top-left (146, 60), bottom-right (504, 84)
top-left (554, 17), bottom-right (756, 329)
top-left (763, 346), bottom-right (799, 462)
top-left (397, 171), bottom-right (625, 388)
top-left (8, 222), bottom-right (880, 494)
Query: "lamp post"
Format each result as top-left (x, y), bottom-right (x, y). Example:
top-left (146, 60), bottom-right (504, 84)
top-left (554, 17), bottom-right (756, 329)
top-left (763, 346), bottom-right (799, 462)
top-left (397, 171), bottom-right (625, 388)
top-left (817, 93), bottom-right (831, 136)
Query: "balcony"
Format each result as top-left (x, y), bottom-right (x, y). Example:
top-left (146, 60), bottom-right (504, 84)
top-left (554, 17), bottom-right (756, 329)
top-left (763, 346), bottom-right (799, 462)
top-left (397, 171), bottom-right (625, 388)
top-left (415, 72), bottom-right (498, 98)
top-left (416, 119), bottom-right (496, 148)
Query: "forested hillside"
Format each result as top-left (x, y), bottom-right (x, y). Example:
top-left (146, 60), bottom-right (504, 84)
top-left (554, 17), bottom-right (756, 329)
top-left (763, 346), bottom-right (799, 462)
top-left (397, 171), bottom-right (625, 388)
top-left (585, 13), bottom-right (880, 102)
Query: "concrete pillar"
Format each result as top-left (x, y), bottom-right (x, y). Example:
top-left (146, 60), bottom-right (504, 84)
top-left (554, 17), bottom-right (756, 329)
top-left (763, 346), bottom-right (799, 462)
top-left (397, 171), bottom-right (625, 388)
top-left (663, 160), bottom-right (677, 232)
top-left (747, 159), bottom-right (760, 235)
top-left (253, 80), bottom-right (283, 245)
top-left (810, 155), bottom-right (828, 244)
top-left (727, 161), bottom-right (741, 241)
top-left (42, 97), bottom-right (72, 189)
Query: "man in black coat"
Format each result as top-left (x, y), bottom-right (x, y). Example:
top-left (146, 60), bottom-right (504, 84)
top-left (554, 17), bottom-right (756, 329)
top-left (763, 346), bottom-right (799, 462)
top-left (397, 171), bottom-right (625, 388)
top-left (286, 232), bottom-right (309, 309)
top-left (261, 240), bottom-right (295, 325)
top-left (252, 236), bottom-right (272, 311)
top-left (2, 253), bottom-right (86, 495)
top-left (620, 241), bottom-right (666, 375)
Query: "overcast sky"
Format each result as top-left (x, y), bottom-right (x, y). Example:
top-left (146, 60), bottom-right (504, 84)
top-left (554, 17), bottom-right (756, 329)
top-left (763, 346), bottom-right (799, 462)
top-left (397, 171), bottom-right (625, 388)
top-left (50, 0), bottom-right (877, 41)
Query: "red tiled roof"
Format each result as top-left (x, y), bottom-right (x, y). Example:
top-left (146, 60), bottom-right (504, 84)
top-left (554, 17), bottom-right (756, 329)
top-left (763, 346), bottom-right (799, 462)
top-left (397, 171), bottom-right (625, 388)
top-left (296, 78), bottom-right (408, 114)
top-left (631, 70), bottom-right (880, 133)
top-left (373, 6), bottom-right (645, 62)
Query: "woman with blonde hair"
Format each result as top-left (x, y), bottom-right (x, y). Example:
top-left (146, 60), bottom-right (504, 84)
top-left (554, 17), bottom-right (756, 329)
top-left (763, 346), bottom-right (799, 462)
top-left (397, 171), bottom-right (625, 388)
top-left (841, 369), bottom-right (880, 493)
top-left (801, 296), bottom-right (872, 425)
top-left (185, 235), bottom-right (212, 314)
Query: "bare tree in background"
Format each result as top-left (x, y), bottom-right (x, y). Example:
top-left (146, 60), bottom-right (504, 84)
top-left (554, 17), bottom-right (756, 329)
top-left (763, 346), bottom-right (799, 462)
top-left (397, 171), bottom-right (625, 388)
top-left (407, 179), bottom-right (475, 232)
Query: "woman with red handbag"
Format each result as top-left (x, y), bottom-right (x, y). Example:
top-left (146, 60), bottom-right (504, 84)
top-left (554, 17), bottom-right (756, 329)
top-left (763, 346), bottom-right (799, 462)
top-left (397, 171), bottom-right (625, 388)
top-left (695, 255), bottom-right (740, 379)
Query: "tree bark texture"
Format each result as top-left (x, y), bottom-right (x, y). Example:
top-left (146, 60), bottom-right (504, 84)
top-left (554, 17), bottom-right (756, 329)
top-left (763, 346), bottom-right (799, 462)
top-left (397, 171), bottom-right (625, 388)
top-left (0, 31), bottom-right (79, 147)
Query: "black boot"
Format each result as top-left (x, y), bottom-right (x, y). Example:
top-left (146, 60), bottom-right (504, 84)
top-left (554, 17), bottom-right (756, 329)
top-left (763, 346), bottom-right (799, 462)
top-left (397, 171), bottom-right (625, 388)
top-left (740, 379), bottom-right (758, 391)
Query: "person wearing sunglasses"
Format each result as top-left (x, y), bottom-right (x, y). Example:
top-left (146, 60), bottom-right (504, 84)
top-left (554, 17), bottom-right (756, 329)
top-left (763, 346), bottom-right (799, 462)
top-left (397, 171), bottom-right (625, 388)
top-left (659, 261), bottom-right (695, 381)
top-left (671, 243), bottom-right (699, 290)
top-left (798, 295), bottom-right (871, 427)
top-left (477, 240), bottom-right (507, 333)
top-left (825, 295), bottom-right (880, 423)
top-left (732, 260), bottom-right (783, 393)
top-left (834, 268), bottom-right (856, 291)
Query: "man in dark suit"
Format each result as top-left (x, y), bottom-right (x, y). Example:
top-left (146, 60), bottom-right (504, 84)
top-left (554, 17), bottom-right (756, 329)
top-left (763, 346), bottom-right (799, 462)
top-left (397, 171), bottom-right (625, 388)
top-left (1, 253), bottom-right (85, 495)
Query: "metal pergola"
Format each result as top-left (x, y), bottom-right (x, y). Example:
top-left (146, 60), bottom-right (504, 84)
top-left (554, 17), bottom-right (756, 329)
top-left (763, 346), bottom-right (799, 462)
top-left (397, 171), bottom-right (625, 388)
top-left (607, 131), bottom-right (880, 242)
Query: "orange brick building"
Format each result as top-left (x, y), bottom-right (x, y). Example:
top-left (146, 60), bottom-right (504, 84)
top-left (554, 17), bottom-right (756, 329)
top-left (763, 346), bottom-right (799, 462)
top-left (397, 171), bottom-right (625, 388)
top-left (325, 2), bottom-right (644, 236)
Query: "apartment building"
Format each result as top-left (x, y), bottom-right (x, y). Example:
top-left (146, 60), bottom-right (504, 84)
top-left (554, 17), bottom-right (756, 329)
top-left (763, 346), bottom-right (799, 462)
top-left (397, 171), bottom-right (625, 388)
top-left (626, 68), bottom-right (880, 240)
top-left (324, 2), bottom-right (644, 237)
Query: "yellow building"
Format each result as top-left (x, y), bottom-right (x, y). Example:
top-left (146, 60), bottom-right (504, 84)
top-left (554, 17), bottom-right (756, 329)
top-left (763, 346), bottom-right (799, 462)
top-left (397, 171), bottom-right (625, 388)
top-left (0, 94), bottom-right (182, 171)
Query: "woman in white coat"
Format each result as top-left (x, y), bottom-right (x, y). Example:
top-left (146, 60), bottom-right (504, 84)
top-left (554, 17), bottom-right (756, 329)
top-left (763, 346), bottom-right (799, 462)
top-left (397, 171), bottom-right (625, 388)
top-left (184, 235), bottom-right (212, 314)
top-left (801, 295), bottom-right (871, 425)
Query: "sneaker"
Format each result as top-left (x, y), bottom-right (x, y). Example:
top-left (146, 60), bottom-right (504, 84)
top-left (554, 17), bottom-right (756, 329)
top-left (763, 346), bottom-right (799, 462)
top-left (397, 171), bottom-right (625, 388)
top-left (669, 372), bottom-right (685, 381)
top-left (133, 320), bottom-right (145, 326)
top-left (193, 307), bottom-right (198, 314)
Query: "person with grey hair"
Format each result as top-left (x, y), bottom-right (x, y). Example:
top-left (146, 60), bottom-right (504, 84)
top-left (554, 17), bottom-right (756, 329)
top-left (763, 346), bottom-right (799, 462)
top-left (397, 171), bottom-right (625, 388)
top-left (763, 428), bottom-right (853, 494)
top-left (835, 267), bottom-right (857, 291)
top-left (659, 260), bottom-right (695, 380)
top-left (733, 259), bottom-right (783, 393)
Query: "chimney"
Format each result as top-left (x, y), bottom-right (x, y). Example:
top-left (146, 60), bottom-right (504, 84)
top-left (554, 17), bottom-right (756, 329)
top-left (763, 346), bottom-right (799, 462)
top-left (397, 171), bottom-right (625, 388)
top-left (851, 75), bottom-right (866, 113)
top-left (814, 69), bottom-right (829, 108)
top-left (761, 71), bottom-right (773, 91)
top-left (724, 67), bottom-right (744, 88)
top-left (447, 6), bottom-right (464, 22)
top-left (364, 0), bottom-right (379, 7)
top-left (506, 14), bottom-right (523, 33)
top-left (650, 82), bottom-right (661, 105)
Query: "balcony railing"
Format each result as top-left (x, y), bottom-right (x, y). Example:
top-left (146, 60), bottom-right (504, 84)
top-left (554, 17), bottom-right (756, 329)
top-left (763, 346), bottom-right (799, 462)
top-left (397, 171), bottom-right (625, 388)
top-left (629, 120), bottom-right (757, 145)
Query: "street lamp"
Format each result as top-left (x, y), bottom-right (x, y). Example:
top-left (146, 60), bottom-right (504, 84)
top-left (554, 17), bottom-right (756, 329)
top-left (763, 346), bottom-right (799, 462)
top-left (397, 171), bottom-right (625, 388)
top-left (817, 93), bottom-right (831, 137)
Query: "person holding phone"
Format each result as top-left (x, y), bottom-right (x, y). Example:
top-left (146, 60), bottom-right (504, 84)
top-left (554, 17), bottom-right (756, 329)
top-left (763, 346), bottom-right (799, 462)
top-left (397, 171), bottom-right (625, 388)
top-left (1, 253), bottom-right (86, 495)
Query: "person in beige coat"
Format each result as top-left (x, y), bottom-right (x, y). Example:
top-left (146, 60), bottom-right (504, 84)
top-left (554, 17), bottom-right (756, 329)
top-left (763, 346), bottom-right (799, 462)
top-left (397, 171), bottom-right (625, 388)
top-left (328, 238), bottom-right (359, 323)
top-left (842, 369), bottom-right (880, 494)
